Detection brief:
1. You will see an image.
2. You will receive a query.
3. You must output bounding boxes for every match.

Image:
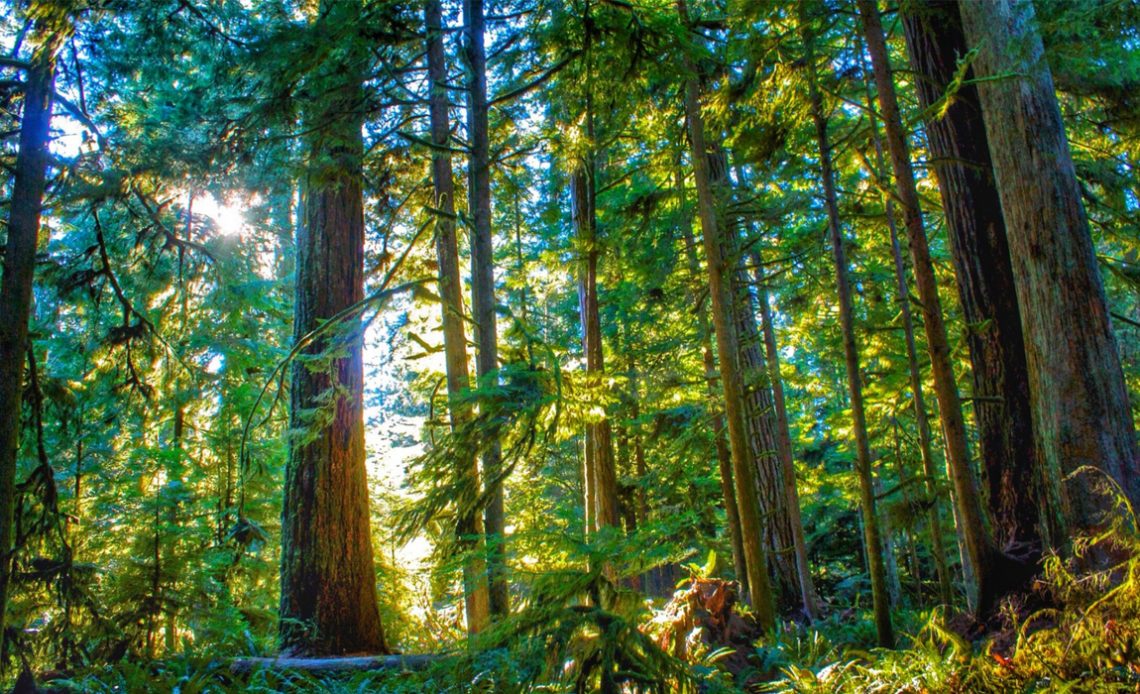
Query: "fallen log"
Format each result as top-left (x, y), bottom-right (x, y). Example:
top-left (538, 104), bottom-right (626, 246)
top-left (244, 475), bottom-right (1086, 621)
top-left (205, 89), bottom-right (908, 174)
top-left (231, 654), bottom-right (442, 675)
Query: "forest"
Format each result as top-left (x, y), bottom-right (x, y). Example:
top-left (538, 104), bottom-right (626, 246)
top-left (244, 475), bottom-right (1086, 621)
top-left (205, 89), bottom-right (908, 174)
top-left (0, 0), bottom-right (1138, 691)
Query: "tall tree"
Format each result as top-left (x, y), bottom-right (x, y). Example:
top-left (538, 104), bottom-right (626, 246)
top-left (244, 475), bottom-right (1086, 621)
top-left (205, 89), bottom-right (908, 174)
top-left (958, 0), bottom-right (1140, 539)
top-left (676, 165), bottom-right (749, 596)
top-left (279, 0), bottom-right (386, 655)
top-left (901, 0), bottom-right (1042, 562)
top-left (426, 0), bottom-right (491, 637)
top-left (0, 10), bottom-right (64, 661)
top-left (857, 0), bottom-right (1011, 614)
top-left (573, 158), bottom-right (621, 535)
top-left (463, 0), bottom-right (509, 618)
top-left (801, 16), bottom-right (893, 646)
top-left (679, 0), bottom-right (775, 629)
top-left (704, 150), bottom-right (801, 608)
top-left (752, 256), bottom-right (822, 619)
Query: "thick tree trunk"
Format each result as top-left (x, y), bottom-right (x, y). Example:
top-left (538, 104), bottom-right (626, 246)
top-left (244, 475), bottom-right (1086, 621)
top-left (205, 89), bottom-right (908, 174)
top-left (731, 245), bottom-right (800, 607)
top-left (679, 4), bottom-right (775, 627)
top-left (859, 51), bottom-right (954, 605)
top-left (463, 0), bottom-right (509, 618)
top-left (802, 35), bottom-right (893, 646)
top-left (427, 0), bottom-right (491, 636)
top-left (958, 0), bottom-right (1140, 539)
top-left (701, 151), bottom-right (799, 608)
top-left (754, 275), bottom-right (823, 620)
top-left (857, 0), bottom-right (1005, 616)
top-left (902, 0), bottom-right (1041, 565)
top-left (0, 28), bottom-right (58, 664)
top-left (676, 167), bottom-right (749, 595)
top-left (280, 0), bottom-right (386, 655)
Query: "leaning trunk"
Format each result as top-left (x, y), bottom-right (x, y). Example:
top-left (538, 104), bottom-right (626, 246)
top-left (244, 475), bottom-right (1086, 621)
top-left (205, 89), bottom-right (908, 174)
top-left (857, 0), bottom-right (1008, 615)
top-left (859, 42), bottom-right (954, 604)
top-left (679, 1), bottom-right (775, 628)
top-left (958, 0), bottom-right (1140, 540)
top-left (677, 164), bottom-right (749, 595)
top-left (902, 0), bottom-right (1042, 564)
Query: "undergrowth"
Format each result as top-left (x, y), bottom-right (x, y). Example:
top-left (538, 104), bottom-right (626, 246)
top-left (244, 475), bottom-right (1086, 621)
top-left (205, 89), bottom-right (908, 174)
top-left (37, 520), bottom-right (1140, 693)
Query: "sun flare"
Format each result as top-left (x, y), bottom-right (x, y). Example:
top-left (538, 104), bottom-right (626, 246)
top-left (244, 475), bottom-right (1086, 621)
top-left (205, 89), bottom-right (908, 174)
top-left (194, 192), bottom-right (246, 237)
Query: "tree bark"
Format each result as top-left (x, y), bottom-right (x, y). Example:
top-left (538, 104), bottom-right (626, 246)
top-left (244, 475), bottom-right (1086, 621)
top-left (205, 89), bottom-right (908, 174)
top-left (280, 0), bottom-right (386, 655)
top-left (753, 261), bottom-right (823, 620)
top-left (958, 0), bottom-right (1140, 539)
top-left (463, 0), bottom-right (510, 619)
top-left (702, 152), bottom-right (799, 609)
top-left (427, 0), bottom-right (491, 636)
top-left (0, 23), bottom-right (59, 664)
top-left (857, 0), bottom-right (1005, 616)
top-left (802, 25), bottom-right (894, 645)
top-left (901, 0), bottom-right (1042, 566)
top-left (676, 165), bottom-right (748, 597)
top-left (679, 0), bottom-right (775, 628)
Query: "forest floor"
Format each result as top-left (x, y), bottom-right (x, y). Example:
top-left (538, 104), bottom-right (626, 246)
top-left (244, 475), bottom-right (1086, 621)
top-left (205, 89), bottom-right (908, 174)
top-left (18, 530), bottom-right (1140, 693)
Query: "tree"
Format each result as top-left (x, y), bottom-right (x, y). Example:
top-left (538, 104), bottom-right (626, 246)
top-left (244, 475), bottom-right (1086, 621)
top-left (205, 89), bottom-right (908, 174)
top-left (675, 163), bottom-right (749, 597)
top-left (573, 158), bottom-right (621, 536)
top-left (857, 0), bottom-right (1013, 615)
top-left (678, 0), bottom-right (775, 630)
top-left (901, 0), bottom-right (1041, 563)
top-left (0, 8), bottom-right (65, 662)
top-left (463, 0), bottom-right (509, 619)
top-left (857, 45), bottom-right (953, 605)
top-left (278, 0), bottom-right (386, 656)
top-left (959, 0), bottom-right (1140, 540)
top-left (752, 255), bottom-right (822, 619)
top-left (426, 0), bottom-right (490, 637)
top-left (801, 14), bottom-right (893, 645)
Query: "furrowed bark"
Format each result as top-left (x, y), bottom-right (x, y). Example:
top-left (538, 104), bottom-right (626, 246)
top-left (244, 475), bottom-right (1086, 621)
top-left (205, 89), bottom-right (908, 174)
top-left (679, 0), bottom-right (775, 629)
top-left (676, 165), bottom-right (749, 596)
top-left (959, 0), bottom-right (1140, 541)
top-left (857, 0), bottom-right (1003, 616)
top-left (280, 0), bottom-right (386, 655)
top-left (755, 274), bottom-right (823, 620)
top-left (902, 0), bottom-right (1042, 570)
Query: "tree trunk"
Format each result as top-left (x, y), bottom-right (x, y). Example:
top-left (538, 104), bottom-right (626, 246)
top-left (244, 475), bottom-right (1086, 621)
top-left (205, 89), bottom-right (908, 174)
top-left (679, 0), bottom-right (775, 628)
top-left (902, 0), bottom-right (1042, 567)
top-left (280, 0), bottom-right (386, 655)
top-left (754, 274), bottom-right (823, 620)
top-left (702, 152), bottom-right (799, 609)
top-left (572, 163), bottom-right (620, 535)
top-left (676, 166), bottom-right (748, 596)
top-left (427, 0), bottom-right (490, 636)
top-left (0, 25), bottom-right (58, 664)
top-left (857, 0), bottom-right (1005, 616)
top-left (802, 19), bottom-right (894, 646)
top-left (463, 0), bottom-right (510, 619)
top-left (858, 45), bottom-right (953, 605)
top-left (958, 0), bottom-right (1140, 540)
